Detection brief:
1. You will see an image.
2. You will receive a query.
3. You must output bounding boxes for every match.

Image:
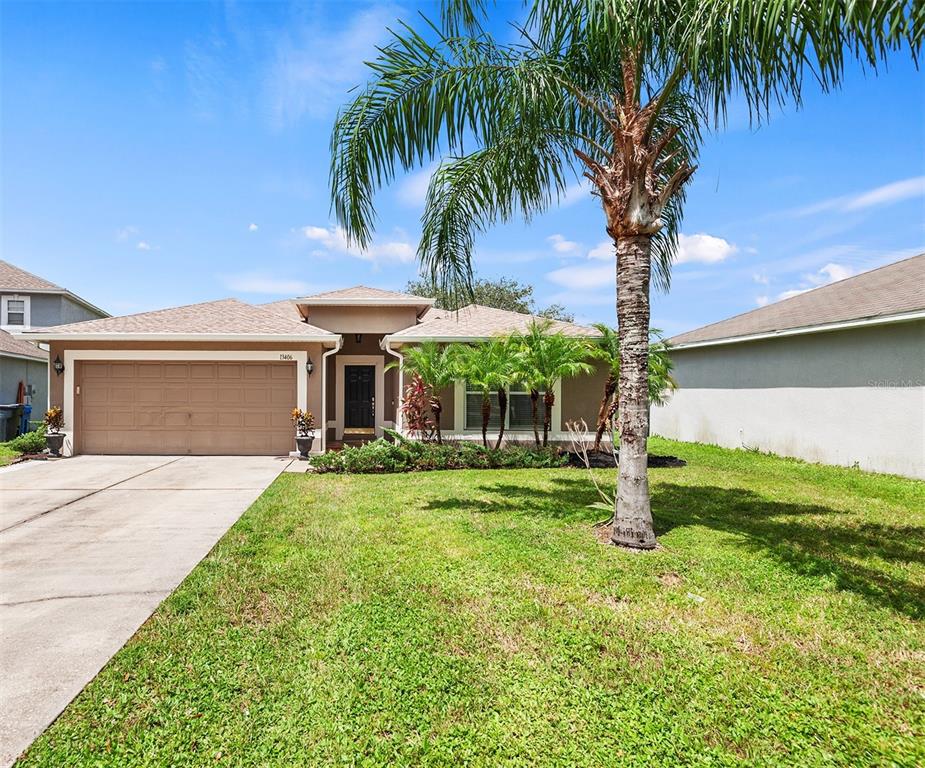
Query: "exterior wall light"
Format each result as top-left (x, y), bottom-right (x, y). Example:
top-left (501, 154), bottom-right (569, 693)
top-left (306, 357), bottom-right (314, 376)
top-left (53, 355), bottom-right (65, 376)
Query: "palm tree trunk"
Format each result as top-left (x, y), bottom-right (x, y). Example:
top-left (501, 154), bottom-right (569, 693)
top-left (494, 388), bottom-right (507, 450)
top-left (542, 390), bottom-right (554, 447)
top-left (481, 393), bottom-right (490, 448)
top-left (530, 389), bottom-right (540, 447)
top-left (430, 396), bottom-right (443, 444)
top-left (593, 374), bottom-right (617, 452)
top-left (612, 234), bottom-right (657, 550)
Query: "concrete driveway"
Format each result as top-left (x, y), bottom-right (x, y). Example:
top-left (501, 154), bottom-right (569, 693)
top-left (0, 454), bottom-right (292, 766)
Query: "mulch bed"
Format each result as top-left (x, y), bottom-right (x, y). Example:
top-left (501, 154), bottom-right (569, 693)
top-left (565, 451), bottom-right (687, 469)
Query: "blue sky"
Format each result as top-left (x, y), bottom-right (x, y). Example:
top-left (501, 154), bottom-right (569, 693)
top-left (2, 1), bottom-right (923, 335)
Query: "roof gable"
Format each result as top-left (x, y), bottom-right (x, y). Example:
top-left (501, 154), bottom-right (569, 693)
top-left (671, 253), bottom-right (925, 347)
top-left (296, 285), bottom-right (434, 307)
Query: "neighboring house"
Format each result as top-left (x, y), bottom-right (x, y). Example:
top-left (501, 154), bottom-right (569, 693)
top-left (0, 260), bottom-right (108, 413)
top-left (652, 254), bottom-right (925, 479)
top-left (20, 286), bottom-right (606, 456)
top-left (0, 330), bottom-right (47, 416)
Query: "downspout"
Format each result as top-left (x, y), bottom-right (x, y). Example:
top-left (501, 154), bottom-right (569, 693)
top-left (382, 336), bottom-right (403, 435)
top-left (320, 336), bottom-right (343, 452)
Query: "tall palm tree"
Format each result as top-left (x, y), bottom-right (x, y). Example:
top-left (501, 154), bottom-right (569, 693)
top-left (456, 339), bottom-right (513, 448)
top-left (331, 1), bottom-right (917, 548)
top-left (387, 341), bottom-right (460, 444)
top-left (591, 324), bottom-right (677, 452)
top-left (512, 320), bottom-right (594, 446)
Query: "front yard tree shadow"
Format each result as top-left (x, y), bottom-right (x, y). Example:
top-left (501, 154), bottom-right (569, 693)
top-left (425, 477), bottom-right (924, 621)
top-left (651, 483), bottom-right (925, 621)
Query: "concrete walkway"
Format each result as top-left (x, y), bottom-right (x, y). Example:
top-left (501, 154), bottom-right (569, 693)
top-left (0, 455), bottom-right (291, 766)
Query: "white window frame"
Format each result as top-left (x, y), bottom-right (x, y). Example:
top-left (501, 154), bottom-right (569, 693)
top-left (454, 378), bottom-right (562, 433)
top-left (1, 294), bottom-right (31, 330)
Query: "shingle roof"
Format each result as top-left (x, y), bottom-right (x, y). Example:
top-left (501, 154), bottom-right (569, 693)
top-left (0, 260), bottom-right (63, 292)
top-left (21, 299), bottom-right (336, 340)
top-left (297, 285), bottom-right (434, 305)
top-left (0, 329), bottom-right (47, 360)
top-left (260, 299), bottom-right (303, 320)
top-left (0, 259), bottom-right (109, 317)
top-left (387, 304), bottom-right (600, 341)
top-left (670, 253), bottom-right (925, 347)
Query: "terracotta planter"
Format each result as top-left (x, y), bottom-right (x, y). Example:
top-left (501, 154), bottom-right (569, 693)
top-left (45, 432), bottom-right (65, 457)
top-left (295, 435), bottom-right (314, 457)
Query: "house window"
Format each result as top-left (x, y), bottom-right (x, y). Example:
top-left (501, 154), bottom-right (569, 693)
top-left (464, 381), bottom-right (543, 431)
top-left (1, 295), bottom-right (30, 328)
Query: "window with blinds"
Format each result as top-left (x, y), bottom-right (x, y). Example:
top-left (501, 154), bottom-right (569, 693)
top-left (464, 383), bottom-right (544, 430)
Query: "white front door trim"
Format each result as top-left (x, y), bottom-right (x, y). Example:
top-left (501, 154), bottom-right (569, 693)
top-left (62, 349), bottom-right (308, 457)
top-left (334, 354), bottom-right (384, 439)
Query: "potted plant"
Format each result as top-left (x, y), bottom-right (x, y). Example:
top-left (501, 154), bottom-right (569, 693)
top-left (44, 406), bottom-right (65, 457)
top-left (291, 408), bottom-right (315, 457)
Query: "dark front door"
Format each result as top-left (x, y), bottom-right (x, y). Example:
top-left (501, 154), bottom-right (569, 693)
top-left (344, 365), bottom-right (375, 429)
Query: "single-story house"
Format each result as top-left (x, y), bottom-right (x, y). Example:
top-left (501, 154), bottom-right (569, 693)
top-left (652, 253), bottom-right (925, 479)
top-left (19, 286), bottom-right (608, 456)
top-left (0, 259), bottom-right (108, 413)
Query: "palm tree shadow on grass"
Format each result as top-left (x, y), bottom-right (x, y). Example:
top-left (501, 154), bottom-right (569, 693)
top-left (423, 479), bottom-right (925, 620)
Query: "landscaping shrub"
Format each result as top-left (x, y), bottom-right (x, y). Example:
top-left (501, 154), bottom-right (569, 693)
top-left (3, 425), bottom-right (46, 453)
top-left (310, 434), bottom-right (567, 474)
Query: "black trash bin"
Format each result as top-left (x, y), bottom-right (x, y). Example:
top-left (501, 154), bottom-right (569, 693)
top-left (0, 404), bottom-right (24, 441)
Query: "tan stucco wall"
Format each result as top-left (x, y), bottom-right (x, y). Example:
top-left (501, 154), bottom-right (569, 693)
top-left (303, 305), bottom-right (420, 334)
top-left (651, 320), bottom-right (925, 478)
top-left (48, 340), bottom-right (327, 443)
top-left (561, 361), bottom-right (609, 429)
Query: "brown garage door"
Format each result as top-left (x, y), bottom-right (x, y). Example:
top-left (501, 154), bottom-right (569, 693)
top-left (76, 360), bottom-right (297, 455)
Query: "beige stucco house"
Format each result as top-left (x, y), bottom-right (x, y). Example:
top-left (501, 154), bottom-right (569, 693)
top-left (19, 286), bottom-right (606, 457)
top-left (652, 253), bottom-right (925, 479)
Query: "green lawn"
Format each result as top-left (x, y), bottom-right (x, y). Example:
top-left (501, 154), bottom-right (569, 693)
top-left (0, 444), bottom-right (19, 466)
top-left (19, 439), bottom-right (925, 767)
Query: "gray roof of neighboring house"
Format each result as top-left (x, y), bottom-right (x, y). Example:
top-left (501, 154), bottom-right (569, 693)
top-left (387, 304), bottom-right (600, 341)
top-left (0, 259), bottom-right (110, 317)
top-left (0, 329), bottom-right (47, 361)
top-left (670, 253), bottom-right (925, 347)
top-left (19, 298), bottom-right (337, 341)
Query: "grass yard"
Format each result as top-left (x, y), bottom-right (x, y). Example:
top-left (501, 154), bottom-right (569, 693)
top-left (18, 438), bottom-right (925, 767)
top-left (0, 444), bottom-right (19, 466)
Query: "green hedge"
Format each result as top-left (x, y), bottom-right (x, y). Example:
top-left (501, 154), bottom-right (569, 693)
top-left (310, 432), bottom-right (567, 474)
top-left (3, 425), bottom-right (46, 453)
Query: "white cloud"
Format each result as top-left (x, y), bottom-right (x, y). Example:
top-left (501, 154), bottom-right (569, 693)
top-left (755, 295), bottom-right (770, 307)
top-left (587, 240), bottom-right (613, 260)
top-left (136, 241), bottom-right (153, 251)
top-left (547, 234), bottom-right (581, 254)
top-left (776, 262), bottom-right (855, 301)
top-left (302, 224), bottom-right (415, 263)
top-left (248, 223), bottom-right (259, 232)
top-left (796, 176), bottom-right (925, 216)
top-left (547, 262), bottom-right (612, 291)
top-left (397, 167), bottom-right (435, 208)
top-left (560, 180), bottom-right (593, 207)
top-left (264, 5), bottom-right (400, 128)
top-left (222, 272), bottom-right (311, 295)
top-left (752, 272), bottom-right (769, 285)
top-left (674, 233), bottom-right (738, 265)
top-left (115, 225), bottom-right (138, 241)
top-left (150, 56), bottom-right (167, 74)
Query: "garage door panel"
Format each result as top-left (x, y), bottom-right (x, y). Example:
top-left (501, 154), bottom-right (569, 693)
top-left (77, 361), bottom-right (297, 455)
